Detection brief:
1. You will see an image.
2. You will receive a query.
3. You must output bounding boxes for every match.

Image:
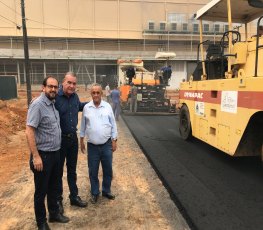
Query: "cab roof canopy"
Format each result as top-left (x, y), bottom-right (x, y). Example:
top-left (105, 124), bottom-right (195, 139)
top-left (155, 52), bottom-right (176, 59)
top-left (195, 0), bottom-right (263, 23)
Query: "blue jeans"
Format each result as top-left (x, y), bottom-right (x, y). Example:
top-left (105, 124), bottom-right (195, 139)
top-left (112, 102), bottom-right (120, 120)
top-left (87, 139), bottom-right (113, 196)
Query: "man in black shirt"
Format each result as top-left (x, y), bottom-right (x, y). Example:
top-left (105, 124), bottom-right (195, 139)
top-left (55, 72), bottom-right (88, 214)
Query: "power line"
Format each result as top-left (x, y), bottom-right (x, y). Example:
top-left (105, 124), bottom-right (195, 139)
top-left (0, 12), bottom-right (107, 39)
top-left (0, 14), bottom-right (18, 25)
top-left (27, 18), bottom-right (106, 38)
top-left (0, 16), bottom-right (15, 26)
top-left (0, 0), bottom-right (21, 16)
top-left (0, 1), bottom-right (150, 41)
top-left (0, 0), bottom-right (105, 38)
top-left (0, 1), bottom-right (116, 40)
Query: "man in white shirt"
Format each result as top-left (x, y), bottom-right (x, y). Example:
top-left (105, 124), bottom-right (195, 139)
top-left (129, 82), bottom-right (138, 112)
top-left (80, 83), bottom-right (118, 204)
top-left (105, 83), bottom-right (111, 103)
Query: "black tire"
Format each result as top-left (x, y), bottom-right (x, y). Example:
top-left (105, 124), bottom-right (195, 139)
top-left (179, 105), bottom-right (192, 140)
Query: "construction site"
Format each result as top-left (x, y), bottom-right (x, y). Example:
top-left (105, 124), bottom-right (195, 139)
top-left (0, 87), bottom-right (189, 230)
top-left (1, 0), bottom-right (263, 230)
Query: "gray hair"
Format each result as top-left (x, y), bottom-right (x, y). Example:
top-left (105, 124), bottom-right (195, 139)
top-left (91, 83), bottom-right (103, 92)
top-left (65, 71), bottom-right (77, 78)
top-left (62, 71), bottom-right (77, 83)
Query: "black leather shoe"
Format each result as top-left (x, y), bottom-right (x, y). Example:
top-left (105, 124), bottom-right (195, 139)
top-left (49, 213), bottom-right (70, 223)
top-left (38, 222), bottom-right (50, 230)
top-left (58, 200), bottom-right (64, 214)
top-left (70, 196), bottom-right (88, 207)
top-left (90, 195), bottom-right (98, 204)
top-left (102, 192), bottom-right (115, 200)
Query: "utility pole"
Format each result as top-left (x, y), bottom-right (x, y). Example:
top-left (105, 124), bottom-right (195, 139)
top-left (21, 0), bottom-right (31, 106)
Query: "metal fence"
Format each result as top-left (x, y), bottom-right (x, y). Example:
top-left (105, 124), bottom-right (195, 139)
top-left (0, 75), bottom-right (17, 100)
top-left (0, 60), bottom-right (118, 87)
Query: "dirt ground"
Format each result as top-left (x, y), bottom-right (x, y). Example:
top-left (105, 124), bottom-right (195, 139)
top-left (0, 87), bottom-right (189, 230)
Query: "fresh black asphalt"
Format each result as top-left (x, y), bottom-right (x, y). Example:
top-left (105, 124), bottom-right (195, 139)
top-left (122, 114), bottom-right (263, 230)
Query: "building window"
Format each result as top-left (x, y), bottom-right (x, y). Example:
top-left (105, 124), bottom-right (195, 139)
top-left (160, 22), bottom-right (166, 31)
top-left (168, 13), bottom-right (187, 23)
top-left (204, 24), bottom-right (209, 32)
top-left (214, 24), bottom-right (220, 33)
top-left (148, 22), bottom-right (154, 30)
top-left (182, 23), bottom-right (188, 31)
top-left (193, 24), bottom-right (199, 33)
top-left (171, 22), bottom-right (177, 31)
top-left (224, 24), bottom-right (229, 32)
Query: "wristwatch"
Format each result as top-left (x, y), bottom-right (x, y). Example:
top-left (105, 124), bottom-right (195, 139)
top-left (112, 138), bottom-right (117, 142)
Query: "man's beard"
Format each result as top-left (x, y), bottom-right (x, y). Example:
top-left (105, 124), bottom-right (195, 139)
top-left (45, 92), bottom-right (56, 100)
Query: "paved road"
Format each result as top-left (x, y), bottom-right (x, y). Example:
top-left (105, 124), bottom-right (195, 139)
top-left (122, 115), bottom-right (263, 230)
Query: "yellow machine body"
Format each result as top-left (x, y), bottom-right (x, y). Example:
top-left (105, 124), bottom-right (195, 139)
top-left (179, 0), bottom-right (263, 158)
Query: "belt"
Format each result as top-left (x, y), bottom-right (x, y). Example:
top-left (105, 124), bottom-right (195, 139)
top-left (38, 150), bottom-right (60, 154)
top-left (89, 138), bottom-right (111, 146)
top-left (62, 133), bottom-right (76, 138)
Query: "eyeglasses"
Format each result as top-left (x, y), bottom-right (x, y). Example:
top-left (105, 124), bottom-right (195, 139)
top-left (92, 91), bottom-right (101, 95)
top-left (46, 85), bottom-right (58, 89)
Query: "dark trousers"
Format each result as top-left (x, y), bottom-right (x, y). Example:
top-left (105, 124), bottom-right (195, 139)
top-left (58, 133), bottom-right (79, 201)
top-left (88, 139), bottom-right (113, 196)
top-left (30, 150), bottom-right (60, 227)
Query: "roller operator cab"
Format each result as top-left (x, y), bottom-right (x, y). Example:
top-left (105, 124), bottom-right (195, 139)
top-left (117, 59), bottom-right (174, 113)
top-left (178, 0), bottom-right (263, 161)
